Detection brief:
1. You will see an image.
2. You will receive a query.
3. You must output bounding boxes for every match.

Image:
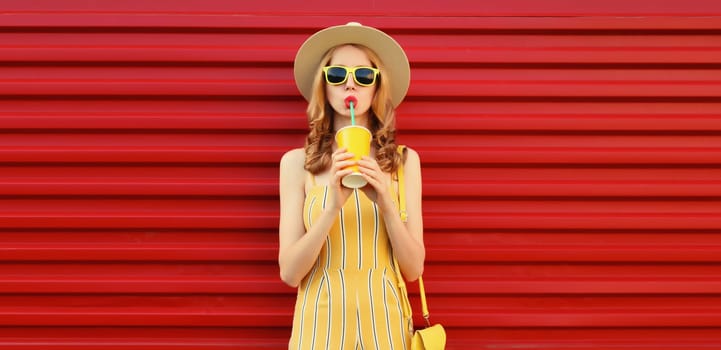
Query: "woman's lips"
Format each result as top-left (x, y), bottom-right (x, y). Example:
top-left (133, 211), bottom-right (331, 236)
top-left (344, 96), bottom-right (358, 108)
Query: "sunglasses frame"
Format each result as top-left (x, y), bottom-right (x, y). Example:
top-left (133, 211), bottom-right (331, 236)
top-left (322, 66), bottom-right (380, 87)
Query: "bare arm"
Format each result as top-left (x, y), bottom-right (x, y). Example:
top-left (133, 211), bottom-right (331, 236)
top-left (358, 148), bottom-right (425, 281)
top-left (277, 148), bottom-right (355, 287)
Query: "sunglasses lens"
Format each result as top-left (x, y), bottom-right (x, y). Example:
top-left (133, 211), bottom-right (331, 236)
top-left (354, 68), bottom-right (376, 85)
top-left (325, 67), bottom-right (347, 84)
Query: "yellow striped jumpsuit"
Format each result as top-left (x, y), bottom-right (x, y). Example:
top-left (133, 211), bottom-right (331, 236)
top-left (289, 181), bottom-right (413, 349)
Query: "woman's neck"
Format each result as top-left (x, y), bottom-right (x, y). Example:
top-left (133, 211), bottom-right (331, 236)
top-left (333, 113), bottom-right (370, 132)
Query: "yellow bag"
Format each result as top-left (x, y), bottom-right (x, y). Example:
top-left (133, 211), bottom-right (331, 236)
top-left (412, 325), bottom-right (447, 350)
top-left (395, 145), bottom-right (447, 350)
top-left (409, 276), bottom-right (447, 350)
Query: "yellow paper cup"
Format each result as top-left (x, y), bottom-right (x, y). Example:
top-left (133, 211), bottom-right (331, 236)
top-left (335, 125), bottom-right (372, 188)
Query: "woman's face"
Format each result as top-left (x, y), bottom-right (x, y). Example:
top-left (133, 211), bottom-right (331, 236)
top-left (325, 45), bottom-right (377, 121)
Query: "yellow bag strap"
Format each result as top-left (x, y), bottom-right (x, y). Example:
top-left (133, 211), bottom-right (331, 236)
top-left (395, 145), bottom-right (432, 327)
top-left (396, 145), bottom-right (408, 223)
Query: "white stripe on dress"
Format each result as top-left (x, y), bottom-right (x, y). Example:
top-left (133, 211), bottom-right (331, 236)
top-left (368, 269), bottom-right (380, 349)
top-left (310, 274), bottom-right (325, 349)
top-left (339, 206), bottom-right (346, 269)
top-left (324, 270), bottom-right (332, 350)
top-left (383, 269), bottom-right (395, 350)
top-left (373, 202), bottom-right (379, 269)
top-left (354, 189), bottom-right (362, 269)
top-left (296, 262), bottom-right (319, 350)
top-left (339, 269), bottom-right (347, 349)
top-left (387, 278), bottom-right (408, 350)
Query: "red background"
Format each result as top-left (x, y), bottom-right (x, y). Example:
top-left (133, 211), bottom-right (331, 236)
top-left (1, 1), bottom-right (721, 348)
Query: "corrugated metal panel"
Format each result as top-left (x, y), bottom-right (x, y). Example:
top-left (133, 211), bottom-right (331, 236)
top-left (1, 1), bottom-right (721, 349)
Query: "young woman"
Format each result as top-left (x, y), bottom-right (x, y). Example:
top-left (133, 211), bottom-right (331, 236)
top-left (278, 22), bottom-right (425, 349)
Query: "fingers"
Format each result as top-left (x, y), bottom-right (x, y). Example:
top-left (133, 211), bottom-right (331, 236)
top-left (332, 148), bottom-right (354, 166)
top-left (333, 167), bottom-right (355, 183)
top-left (357, 156), bottom-right (384, 187)
top-left (357, 156), bottom-right (380, 174)
top-left (331, 150), bottom-right (356, 173)
top-left (331, 148), bottom-right (357, 185)
top-left (333, 158), bottom-right (356, 170)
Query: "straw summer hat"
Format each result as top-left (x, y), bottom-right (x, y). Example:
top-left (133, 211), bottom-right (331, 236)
top-left (293, 22), bottom-right (410, 108)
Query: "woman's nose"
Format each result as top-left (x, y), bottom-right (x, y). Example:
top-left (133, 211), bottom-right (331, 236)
top-left (344, 74), bottom-right (356, 89)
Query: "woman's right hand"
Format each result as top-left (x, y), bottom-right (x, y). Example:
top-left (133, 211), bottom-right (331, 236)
top-left (327, 147), bottom-right (356, 211)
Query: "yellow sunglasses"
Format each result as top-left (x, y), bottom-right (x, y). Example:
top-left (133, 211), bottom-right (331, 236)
top-left (322, 66), bottom-right (380, 86)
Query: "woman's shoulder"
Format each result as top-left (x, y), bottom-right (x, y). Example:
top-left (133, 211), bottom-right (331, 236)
top-left (399, 145), bottom-right (420, 165)
top-left (280, 148), bottom-right (305, 170)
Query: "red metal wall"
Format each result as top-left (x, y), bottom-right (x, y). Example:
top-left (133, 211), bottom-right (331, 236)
top-left (2, 1), bottom-right (721, 349)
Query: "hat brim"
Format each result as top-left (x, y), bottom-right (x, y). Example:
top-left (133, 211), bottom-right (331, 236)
top-left (294, 23), bottom-right (410, 108)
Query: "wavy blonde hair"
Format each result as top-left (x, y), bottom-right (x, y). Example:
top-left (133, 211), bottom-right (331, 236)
top-left (304, 44), bottom-right (403, 175)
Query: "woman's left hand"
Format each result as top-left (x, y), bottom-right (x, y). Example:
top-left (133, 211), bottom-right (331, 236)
top-left (358, 156), bottom-right (392, 206)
